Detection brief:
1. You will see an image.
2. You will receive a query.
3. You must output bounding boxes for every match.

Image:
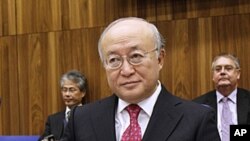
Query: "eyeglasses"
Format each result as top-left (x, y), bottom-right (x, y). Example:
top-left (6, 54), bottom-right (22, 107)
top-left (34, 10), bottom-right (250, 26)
top-left (213, 65), bottom-right (239, 73)
top-left (104, 48), bottom-right (158, 70)
top-left (61, 87), bottom-right (79, 93)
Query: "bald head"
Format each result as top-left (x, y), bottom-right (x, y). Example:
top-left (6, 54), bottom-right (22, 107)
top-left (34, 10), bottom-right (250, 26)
top-left (98, 17), bottom-right (165, 62)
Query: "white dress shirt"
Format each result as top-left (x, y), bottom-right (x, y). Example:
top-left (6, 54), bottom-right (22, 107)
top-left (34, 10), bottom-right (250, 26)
top-left (115, 81), bottom-right (162, 141)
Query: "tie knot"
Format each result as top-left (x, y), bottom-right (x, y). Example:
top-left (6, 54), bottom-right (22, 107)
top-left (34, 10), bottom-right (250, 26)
top-left (126, 104), bottom-right (141, 119)
top-left (221, 97), bottom-right (230, 103)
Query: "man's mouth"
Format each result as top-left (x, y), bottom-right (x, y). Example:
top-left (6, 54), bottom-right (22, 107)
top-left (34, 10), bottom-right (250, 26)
top-left (122, 80), bottom-right (139, 85)
top-left (219, 77), bottom-right (229, 81)
top-left (64, 99), bottom-right (72, 102)
top-left (120, 81), bottom-right (140, 87)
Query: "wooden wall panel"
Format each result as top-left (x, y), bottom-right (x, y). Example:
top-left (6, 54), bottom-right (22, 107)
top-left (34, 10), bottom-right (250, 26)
top-left (156, 0), bottom-right (250, 21)
top-left (0, 0), bottom-right (250, 136)
top-left (61, 0), bottom-right (105, 29)
top-left (0, 36), bottom-right (18, 134)
top-left (16, 0), bottom-right (62, 34)
top-left (195, 18), bottom-right (213, 95)
top-left (78, 28), bottom-right (111, 101)
top-left (15, 0), bottom-right (250, 34)
top-left (159, 14), bottom-right (250, 100)
top-left (17, 33), bottom-right (55, 134)
top-left (0, 0), bottom-right (16, 36)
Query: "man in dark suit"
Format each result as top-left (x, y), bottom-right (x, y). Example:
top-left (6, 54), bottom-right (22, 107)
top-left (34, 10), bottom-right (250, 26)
top-left (62, 17), bottom-right (220, 141)
top-left (193, 53), bottom-right (250, 141)
top-left (39, 70), bottom-right (87, 141)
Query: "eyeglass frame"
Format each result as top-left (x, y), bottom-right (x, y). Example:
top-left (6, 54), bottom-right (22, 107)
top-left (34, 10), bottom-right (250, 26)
top-left (103, 47), bottom-right (158, 70)
top-left (61, 87), bottom-right (80, 93)
top-left (212, 65), bottom-right (240, 73)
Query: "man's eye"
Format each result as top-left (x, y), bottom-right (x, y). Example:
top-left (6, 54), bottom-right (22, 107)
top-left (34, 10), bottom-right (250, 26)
top-left (108, 57), bottom-right (119, 63)
top-left (225, 66), bottom-right (233, 70)
top-left (62, 88), bottom-right (67, 92)
top-left (69, 88), bottom-right (77, 92)
top-left (130, 53), bottom-right (143, 59)
top-left (215, 67), bottom-right (222, 72)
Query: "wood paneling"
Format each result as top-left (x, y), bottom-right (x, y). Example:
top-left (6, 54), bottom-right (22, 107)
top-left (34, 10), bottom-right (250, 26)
top-left (61, 0), bottom-right (106, 29)
top-left (156, 0), bottom-right (250, 20)
top-left (159, 14), bottom-right (250, 99)
top-left (0, 0), bottom-right (16, 36)
top-left (16, 0), bottom-right (62, 34)
top-left (0, 36), bottom-right (18, 134)
top-left (17, 33), bottom-right (55, 134)
top-left (0, 0), bottom-right (249, 136)
top-left (13, 0), bottom-right (250, 35)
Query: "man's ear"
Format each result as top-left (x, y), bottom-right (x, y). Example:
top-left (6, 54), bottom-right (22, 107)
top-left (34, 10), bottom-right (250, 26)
top-left (158, 48), bottom-right (165, 69)
top-left (237, 69), bottom-right (241, 80)
top-left (81, 92), bottom-right (86, 98)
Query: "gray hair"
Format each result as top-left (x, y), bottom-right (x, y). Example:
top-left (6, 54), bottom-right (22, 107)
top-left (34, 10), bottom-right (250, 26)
top-left (98, 17), bottom-right (165, 62)
top-left (211, 53), bottom-right (240, 70)
top-left (60, 70), bottom-right (87, 92)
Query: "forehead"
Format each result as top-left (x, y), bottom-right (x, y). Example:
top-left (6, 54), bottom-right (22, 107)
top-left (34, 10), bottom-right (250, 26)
top-left (108, 19), bottom-right (150, 35)
top-left (101, 20), bottom-right (154, 52)
top-left (62, 80), bottom-right (78, 87)
top-left (214, 57), bottom-right (235, 66)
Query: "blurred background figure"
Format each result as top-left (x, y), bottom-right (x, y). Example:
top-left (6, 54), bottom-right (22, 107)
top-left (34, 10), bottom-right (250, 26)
top-left (193, 53), bottom-right (250, 141)
top-left (38, 70), bottom-right (88, 141)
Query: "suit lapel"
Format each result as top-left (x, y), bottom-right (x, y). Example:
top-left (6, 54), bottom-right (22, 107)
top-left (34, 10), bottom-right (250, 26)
top-left (143, 86), bottom-right (183, 141)
top-left (54, 111), bottom-right (65, 139)
top-left (237, 89), bottom-right (249, 124)
top-left (92, 95), bottom-right (117, 141)
top-left (205, 89), bottom-right (250, 124)
top-left (204, 91), bottom-right (218, 122)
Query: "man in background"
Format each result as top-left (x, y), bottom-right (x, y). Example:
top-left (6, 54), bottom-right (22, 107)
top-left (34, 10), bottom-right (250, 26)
top-left (39, 70), bottom-right (87, 141)
top-left (193, 53), bottom-right (250, 141)
top-left (62, 17), bottom-right (220, 141)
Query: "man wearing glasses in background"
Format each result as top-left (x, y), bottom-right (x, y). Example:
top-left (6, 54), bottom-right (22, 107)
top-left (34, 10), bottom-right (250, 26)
top-left (193, 53), bottom-right (250, 141)
top-left (39, 70), bottom-right (87, 141)
top-left (62, 17), bottom-right (220, 141)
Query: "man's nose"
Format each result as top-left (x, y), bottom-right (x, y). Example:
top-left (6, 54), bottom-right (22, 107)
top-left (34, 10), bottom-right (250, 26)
top-left (220, 68), bottom-right (226, 75)
top-left (120, 59), bottom-right (135, 76)
top-left (65, 90), bottom-right (71, 95)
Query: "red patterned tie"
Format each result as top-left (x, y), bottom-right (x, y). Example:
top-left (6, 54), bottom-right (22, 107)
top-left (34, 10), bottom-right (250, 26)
top-left (121, 104), bottom-right (142, 141)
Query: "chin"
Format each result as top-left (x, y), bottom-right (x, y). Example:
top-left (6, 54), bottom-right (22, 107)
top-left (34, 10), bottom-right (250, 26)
top-left (122, 95), bottom-right (143, 103)
top-left (123, 88), bottom-right (142, 94)
top-left (65, 102), bottom-right (73, 106)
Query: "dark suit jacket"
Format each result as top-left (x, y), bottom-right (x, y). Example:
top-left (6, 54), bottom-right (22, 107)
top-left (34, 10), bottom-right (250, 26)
top-left (39, 111), bottom-right (66, 141)
top-left (63, 85), bottom-right (220, 141)
top-left (193, 88), bottom-right (250, 124)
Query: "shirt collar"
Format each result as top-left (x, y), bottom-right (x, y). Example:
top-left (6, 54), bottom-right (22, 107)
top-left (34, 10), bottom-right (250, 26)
top-left (216, 88), bottom-right (237, 104)
top-left (65, 103), bottom-right (82, 117)
top-left (117, 80), bottom-right (162, 117)
top-left (65, 106), bottom-right (71, 115)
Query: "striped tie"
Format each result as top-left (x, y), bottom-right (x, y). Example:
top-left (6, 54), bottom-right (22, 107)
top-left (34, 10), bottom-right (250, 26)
top-left (66, 110), bottom-right (71, 122)
top-left (221, 97), bottom-right (233, 141)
